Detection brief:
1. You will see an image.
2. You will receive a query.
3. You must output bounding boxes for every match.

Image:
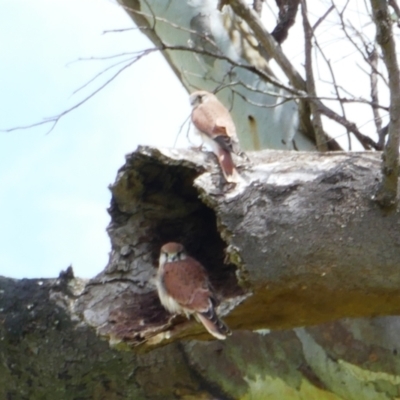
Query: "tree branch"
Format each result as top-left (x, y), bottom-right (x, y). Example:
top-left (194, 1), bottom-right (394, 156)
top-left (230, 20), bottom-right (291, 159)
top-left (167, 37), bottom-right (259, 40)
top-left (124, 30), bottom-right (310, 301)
top-left (3, 146), bottom-right (400, 398)
top-left (229, 0), bottom-right (306, 91)
top-left (271, 0), bottom-right (300, 44)
top-left (75, 145), bottom-right (400, 349)
top-left (368, 43), bottom-right (384, 145)
top-left (314, 39), bottom-right (353, 150)
top-left (301, 0), bottom-right (328, 151)
top-left (371, 0), bottom-right (400, 207)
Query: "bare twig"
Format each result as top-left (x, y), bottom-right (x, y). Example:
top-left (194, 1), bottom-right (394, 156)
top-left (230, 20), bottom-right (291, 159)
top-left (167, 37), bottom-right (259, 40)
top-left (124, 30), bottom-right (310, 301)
top-left (122, 5), bottom-right (219, 50)
top-left (317, 103), bottom-right (379, 150)
top-left (368, 43), bottom-right (384, 147)
top-left (231, 88), bottom-right (293, 108)
top-left (142, 0), bottom-right (157, 30)
top-left (1, 56), bottom-right (142, 134)
top-left (314, 37), bottom-right (353, 149)
top-left (173, 115), bottom-right (191, 147)
top-left (301, 0), bottom-right (327, 151)
top-left (371, 0), bottom-right (400, 207)
top-left (217, 77), bottom-right (388, 109)
top-left (347, 21), bottom-right (389, 87)
top-left (312, 5), bottom-right (334, 32)
top-left (2, 33), bottom-right (376, 153)
top-left (103, 27), bottom-right (137, 34)
top-left (190, 29), bottom-right (376, 150)
top-left (5, 2), bottom-right (380, 155)
top-left (334, 3), bottom-right (389, 87)
top-left (70, 54), bottom-right (143, 96)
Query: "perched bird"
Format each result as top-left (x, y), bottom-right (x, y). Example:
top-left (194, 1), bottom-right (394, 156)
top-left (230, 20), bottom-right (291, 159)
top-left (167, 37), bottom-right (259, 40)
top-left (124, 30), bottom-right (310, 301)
top-left (189, 90), bottom-right (244, 183)
top-left (156, 242), bottom-right (231, 340)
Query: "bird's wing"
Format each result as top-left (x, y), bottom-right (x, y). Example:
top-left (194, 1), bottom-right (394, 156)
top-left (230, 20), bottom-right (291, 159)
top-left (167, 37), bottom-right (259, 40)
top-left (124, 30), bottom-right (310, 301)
top-left (192, 101), bottom-right (234, 135)
top-left (162, 257), bottom-right (214, 313)
top-left (192, 101), bottom-right (240, 151)
top-left (191, 103), bottom-right (217, 137)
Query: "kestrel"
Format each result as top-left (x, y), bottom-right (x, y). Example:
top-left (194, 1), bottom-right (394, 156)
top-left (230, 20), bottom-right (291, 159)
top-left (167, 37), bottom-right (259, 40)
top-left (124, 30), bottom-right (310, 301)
top-left (189, 90), bottom-right (244, 183)
top-left (156, 242), bottom-right (231, 340)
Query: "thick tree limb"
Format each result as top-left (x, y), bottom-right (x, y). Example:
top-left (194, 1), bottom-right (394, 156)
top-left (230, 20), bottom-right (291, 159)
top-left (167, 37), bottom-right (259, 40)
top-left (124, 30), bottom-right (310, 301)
top-left (73, 146), bottom-right (400, 346)
top-left (2, 273), bottom-right (400, 400)
top-left (2, 146), bottom-right (400, 398)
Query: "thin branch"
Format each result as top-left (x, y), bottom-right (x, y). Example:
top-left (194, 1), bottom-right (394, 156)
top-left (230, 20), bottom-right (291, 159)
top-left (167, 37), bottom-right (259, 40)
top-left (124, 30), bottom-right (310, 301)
top-left (314, 38), bottom-right (353, 149)
top-left (316, 101), bottom-right (380, 150)
top-left (70, 54), bottom-right (143, 96)
top-left (368, 43), bottom-right (384, 146)
top-left (301, 0), bottom-right (328, 151)
top-left (347, 21), bottom-right (389, 87)
top-left (1, 56), bottom-right (141, 134)
top-left (371, 0), bottom-right (400, 207)
top-left (231, 88), bottom-right (293, 108)
top-left (218, 77), bottom-right (388, 109)
top-left (142, 0), bottom-right (157, 30)
top-left (67, 52), bottom-right (142, 63)
top-left (333, 2), bottom-right (389, 87)
top-left (102, 27), bottom-right (137, 34)
top-left (2, 34), bottom-right (378, 153)
top-left (121, 5), bottom-right (220, 51)
top-left (173, 115), bottom-right (191, 147)
top-left (312, 5), bottom-right (334, 32)
top-left (159, 44), bottom-right (300, 93)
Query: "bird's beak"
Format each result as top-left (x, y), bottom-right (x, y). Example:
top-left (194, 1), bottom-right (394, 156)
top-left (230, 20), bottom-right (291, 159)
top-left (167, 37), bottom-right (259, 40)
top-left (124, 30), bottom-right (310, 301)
top-left (170, 254), bottom-right (179, 262)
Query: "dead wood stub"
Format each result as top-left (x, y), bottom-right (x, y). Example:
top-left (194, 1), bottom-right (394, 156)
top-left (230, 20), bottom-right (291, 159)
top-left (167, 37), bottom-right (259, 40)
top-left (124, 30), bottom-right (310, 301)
top-left (79, 148), bottom-right (243, 346)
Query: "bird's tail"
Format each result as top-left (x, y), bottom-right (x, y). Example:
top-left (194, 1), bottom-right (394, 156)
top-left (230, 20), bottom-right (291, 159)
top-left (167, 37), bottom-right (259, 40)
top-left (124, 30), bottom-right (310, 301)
top-left (196, 307), bottom-right (231, 340)
top-left (217, 148), bottom-right (242, 184)
top-left (214, 135), bottom-right (249, 161)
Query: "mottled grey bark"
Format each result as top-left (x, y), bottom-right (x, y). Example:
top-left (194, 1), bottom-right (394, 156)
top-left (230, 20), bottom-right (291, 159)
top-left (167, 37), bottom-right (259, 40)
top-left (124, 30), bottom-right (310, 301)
top-left (2, 146), bottom-right (400, 399)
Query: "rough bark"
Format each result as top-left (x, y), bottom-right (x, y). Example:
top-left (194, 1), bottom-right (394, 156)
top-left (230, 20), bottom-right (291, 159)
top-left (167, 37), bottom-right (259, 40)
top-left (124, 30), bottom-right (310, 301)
top-left (271, 0), bottom-right (300, 44)
top-left (2, 146), bottom-right (400, 399)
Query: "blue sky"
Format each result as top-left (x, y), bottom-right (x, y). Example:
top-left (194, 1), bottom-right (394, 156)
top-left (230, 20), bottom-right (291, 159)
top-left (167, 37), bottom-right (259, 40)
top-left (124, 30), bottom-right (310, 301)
top-left (0, 0), bottom-right (190, 278)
